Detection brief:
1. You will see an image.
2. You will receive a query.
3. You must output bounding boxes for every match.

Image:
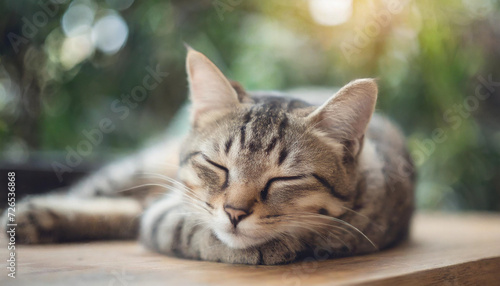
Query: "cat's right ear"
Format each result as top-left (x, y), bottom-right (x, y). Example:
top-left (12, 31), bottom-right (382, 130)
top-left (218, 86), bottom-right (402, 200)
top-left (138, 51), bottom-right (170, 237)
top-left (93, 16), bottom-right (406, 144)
top-left (186, 48), bottom-right (241, 125)
top-left (306, 79), bottom-right (377, 155)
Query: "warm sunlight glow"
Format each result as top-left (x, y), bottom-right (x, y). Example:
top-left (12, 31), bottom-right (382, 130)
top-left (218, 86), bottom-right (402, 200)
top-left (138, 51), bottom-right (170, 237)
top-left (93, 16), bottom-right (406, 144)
top-left (308, 0), bottom-right (353, 26)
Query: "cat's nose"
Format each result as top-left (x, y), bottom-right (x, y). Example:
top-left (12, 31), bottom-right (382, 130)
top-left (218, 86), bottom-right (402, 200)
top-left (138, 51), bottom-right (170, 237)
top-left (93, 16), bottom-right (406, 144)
top-left (224, 205), bottom-right (251, 228)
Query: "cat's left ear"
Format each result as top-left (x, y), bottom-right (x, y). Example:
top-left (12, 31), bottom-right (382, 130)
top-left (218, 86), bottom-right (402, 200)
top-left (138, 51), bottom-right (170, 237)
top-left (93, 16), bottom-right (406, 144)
top-left (306, 79), bottom-right (377, 152)
top-left (186, 48), bottom-right (241, 125)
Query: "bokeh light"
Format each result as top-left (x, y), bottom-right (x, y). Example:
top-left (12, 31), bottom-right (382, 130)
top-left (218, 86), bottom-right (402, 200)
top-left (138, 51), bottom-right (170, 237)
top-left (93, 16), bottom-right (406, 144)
top-left (60, 33), bottom-right (94, 69)
top-left (62, 1), bottom-right (96, 37)
top-left (308, 0), bottom-right (353, 26)
top-left (91, 12), bottom-right (128, 54)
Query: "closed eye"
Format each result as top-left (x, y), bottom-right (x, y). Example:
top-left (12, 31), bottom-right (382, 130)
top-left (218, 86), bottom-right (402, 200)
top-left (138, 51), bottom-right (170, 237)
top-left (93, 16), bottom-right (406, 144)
top-left (202, 154), bottom-right (229, 189)
top-left (202, 155), bottom-right (228, 172)
top-left (260, 175), bottom-right (305, 201)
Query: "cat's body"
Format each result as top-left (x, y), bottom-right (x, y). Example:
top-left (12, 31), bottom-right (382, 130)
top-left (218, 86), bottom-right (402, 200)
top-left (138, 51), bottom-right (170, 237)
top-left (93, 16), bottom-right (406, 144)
top-left (3, 49), bottom-right (415, 265)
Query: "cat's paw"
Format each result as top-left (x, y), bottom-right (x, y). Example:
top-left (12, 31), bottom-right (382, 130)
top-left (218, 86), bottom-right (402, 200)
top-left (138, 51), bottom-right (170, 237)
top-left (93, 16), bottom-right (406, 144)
top-left (259, 240), bottom-right (298, 265)
top-left (198, 235), bottom-right (297, 265)
top-left (2, 197), bottom-right (63, 244)
top-left (261, 250), bottom-right (296, 265)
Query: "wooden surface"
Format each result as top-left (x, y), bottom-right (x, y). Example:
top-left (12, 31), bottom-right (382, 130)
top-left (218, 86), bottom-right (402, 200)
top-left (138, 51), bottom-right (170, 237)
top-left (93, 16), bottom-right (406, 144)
top-left (2, 212), bottom-right (500, 286)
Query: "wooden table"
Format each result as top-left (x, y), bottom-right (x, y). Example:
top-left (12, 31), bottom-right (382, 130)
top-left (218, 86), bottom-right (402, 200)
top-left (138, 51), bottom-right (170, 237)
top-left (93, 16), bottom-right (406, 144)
top-left (2, 213), bottom-right (500, 285)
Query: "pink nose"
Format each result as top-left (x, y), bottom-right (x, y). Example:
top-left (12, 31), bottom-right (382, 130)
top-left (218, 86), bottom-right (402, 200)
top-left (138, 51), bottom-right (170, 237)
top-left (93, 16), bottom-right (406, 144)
top-left (224, 205), bottom-right (251, 227)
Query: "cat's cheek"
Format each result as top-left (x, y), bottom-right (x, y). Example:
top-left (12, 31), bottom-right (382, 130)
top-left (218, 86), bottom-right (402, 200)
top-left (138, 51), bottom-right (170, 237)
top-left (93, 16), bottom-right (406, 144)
top-left (177, 168), bottom-right (203, 190)
top-left (177, 168), bottom-right (216, 202)
top-left (292, 193), bottom-right (345, 217)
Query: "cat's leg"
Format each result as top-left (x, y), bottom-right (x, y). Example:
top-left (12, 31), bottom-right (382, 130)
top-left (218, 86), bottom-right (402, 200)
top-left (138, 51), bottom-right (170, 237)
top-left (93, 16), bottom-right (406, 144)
top-left (3, 138), bottom-right (182, 244)
top-left (140, 195), bottom-right (301, 265)
top-left (9, 195), bottom-right (142, 243)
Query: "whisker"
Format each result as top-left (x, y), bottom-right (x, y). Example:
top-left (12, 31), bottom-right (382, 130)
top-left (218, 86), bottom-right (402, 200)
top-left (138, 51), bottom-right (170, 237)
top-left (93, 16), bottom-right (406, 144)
top-left (281, 217), bottom-right (358, 242)
top-left (136, 173), bottom-right (208, 205)
top-left (281, 221), bottom-right (351, 252)
top-left (118, 180), bottom-right (211, 215)
top-left (138, 173), bottom-right (205, 202)
top-left (261, 214), bottom-right (357, 241)
top-left (341, 206), bottom-right (384, 233)
top-left (284, 212), bottom-right (378, 250)
top-left (116, 183), bottom-right (171, 194)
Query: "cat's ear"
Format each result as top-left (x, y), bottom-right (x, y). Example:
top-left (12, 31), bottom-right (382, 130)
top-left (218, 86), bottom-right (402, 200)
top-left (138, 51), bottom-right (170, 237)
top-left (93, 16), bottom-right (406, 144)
top-left (307, 79), bottom-right (377, 142)
top-left (186, 48), bottom-right (241, 125)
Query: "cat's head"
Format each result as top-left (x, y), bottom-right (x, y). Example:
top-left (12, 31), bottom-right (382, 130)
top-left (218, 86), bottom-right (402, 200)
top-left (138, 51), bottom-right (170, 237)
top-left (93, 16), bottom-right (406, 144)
top-left (177, 48), bottom-right (377, 249)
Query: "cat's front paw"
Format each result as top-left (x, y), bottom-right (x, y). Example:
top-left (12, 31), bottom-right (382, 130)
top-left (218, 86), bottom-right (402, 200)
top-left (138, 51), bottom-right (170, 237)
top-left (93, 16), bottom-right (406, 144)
top-left (198, 235), bottom-right (298, 265)
top-left (259, 240), bottom-right (298, 265)
top-left (2, 197), bottom-right (63, 244)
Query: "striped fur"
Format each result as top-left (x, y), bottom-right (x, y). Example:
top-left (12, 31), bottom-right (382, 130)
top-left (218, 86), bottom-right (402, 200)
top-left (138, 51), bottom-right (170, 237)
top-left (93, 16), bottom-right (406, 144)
top-left (2, 50), bottom-right (415, 265)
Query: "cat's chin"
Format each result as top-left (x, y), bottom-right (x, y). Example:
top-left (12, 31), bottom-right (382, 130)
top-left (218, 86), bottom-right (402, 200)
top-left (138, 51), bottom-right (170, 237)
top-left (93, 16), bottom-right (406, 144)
top-left (213, 229), bottom-right (268, 249)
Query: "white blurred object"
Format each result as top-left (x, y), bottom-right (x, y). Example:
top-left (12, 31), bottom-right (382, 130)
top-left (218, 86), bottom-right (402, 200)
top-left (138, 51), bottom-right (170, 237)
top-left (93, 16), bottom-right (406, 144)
top-left (462, 0), bottom-right (494, 18)
top-left (91, 12), bottom-right (129, 54)
top-left (62, 2), bottom-right (95, 37)
top-left (308, 0), bottom-right (353, 26)
top-left (60, 33), bottom-right (94, 69)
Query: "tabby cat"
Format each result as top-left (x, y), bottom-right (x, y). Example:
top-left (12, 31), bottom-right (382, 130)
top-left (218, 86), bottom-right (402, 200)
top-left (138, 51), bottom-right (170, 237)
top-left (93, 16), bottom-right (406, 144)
top-left (3, 48), bottom-right (415, 265)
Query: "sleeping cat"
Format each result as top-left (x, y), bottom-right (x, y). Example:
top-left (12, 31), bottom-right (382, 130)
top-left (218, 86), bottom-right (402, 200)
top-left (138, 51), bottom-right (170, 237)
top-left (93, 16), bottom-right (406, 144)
top-left (3, 48), bottom-right (415, 265)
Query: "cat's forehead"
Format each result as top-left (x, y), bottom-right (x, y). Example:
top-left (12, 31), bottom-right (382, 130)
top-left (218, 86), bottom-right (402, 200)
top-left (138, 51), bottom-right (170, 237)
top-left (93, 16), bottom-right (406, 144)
top-left (197, 98), bottom-right (314, 176)
top-left (235, 98), bottom-right (300, 150)
top-left (238, 96), bottom-right (310, 129)
top-left (251, 96), bottom-right (311, 112)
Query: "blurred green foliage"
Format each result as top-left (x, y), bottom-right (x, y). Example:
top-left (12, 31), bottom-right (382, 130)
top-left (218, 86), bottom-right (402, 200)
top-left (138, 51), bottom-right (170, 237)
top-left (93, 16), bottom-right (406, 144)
top-left (0, 0), bottom-right (499, 210)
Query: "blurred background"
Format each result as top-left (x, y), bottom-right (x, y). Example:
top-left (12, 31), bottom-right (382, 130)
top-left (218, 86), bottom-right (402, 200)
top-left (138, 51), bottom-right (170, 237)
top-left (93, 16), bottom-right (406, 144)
top-left (0, 0), bottom-right (499, 211)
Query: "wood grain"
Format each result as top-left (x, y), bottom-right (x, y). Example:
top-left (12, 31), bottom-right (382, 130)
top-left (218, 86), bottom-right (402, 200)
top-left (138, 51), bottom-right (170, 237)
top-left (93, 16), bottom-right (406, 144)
top-left (1, 213), bottom-right (500, 286)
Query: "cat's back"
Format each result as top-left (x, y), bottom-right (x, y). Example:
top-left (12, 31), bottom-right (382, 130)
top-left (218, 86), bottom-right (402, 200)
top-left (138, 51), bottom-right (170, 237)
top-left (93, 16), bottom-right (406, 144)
top-left (367, 114), bottom-right (408, 156)
top-left (366, 113), bottom-right (416, 184)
